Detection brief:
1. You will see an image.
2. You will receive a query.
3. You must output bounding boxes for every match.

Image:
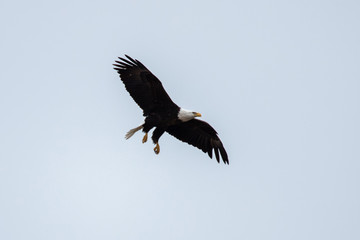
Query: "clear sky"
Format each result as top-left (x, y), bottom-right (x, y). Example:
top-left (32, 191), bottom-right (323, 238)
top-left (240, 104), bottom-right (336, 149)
top-left (1, 0), bottom-right (359, 239)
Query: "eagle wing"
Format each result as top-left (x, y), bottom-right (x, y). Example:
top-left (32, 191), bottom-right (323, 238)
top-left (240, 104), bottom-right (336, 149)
top-left (166, 119), bottom-right (229, 164)
top-left (113, 55), bottom-right (178, 116)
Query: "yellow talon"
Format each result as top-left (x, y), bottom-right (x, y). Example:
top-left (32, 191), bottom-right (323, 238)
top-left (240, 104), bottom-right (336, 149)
top-left (142, 133), bottom-right (148, 143)
top-left (154, 142), bottom-right (160, 154)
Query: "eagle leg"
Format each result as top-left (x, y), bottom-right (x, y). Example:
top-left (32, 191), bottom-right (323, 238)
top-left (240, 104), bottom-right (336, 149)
top-left (153, 142), bottom-right (160, 154)
top-left (142, 133), bottom-right (148, 143)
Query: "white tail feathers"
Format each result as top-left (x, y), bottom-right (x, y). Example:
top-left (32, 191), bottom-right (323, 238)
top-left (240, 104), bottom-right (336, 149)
top-left (125, 125), bottom-right (143, 139)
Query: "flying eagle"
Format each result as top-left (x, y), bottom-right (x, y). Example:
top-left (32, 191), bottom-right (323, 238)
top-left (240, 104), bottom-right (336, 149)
top-left (113, 55), bottom-right (229, 164)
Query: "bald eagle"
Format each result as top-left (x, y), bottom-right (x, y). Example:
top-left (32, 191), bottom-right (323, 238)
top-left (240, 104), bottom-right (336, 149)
top-left (113, 55), bottom-right (228, 164)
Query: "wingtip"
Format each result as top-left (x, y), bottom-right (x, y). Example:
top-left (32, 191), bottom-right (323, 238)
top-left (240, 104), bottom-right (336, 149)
top-left (125, 54), bottom-right (136, 63)
top-left (221, 153), bottom-right (229, 164)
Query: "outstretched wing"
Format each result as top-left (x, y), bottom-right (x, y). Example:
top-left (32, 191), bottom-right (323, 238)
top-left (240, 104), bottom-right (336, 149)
top-left (166, 119), bottom-right (229, 164)
top-left (113, 55), bottom-right (178, 116)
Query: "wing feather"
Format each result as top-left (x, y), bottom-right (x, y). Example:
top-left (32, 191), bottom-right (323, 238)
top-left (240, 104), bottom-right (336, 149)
top-left (113, 55), bottom-right (178, 116)
top-left (166, 119), bottom-right (229, 164)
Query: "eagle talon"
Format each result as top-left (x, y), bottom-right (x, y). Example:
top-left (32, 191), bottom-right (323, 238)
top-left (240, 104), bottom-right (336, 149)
top-left (154, 143), bottom-right (160, 154)
top-left (142, 133), bottom-right (148, 143)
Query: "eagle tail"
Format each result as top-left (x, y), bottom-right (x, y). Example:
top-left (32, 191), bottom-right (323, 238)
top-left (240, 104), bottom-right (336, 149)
top-left (125, 125), bottom-right (143, 139)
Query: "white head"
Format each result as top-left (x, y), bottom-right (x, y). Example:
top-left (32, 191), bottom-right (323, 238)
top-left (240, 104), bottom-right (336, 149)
top-left (178, 108), bottom-right (202, 122)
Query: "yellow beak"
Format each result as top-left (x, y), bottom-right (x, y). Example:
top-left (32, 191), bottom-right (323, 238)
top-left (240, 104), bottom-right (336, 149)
top-left (195, 112), bottom-right (202, 117)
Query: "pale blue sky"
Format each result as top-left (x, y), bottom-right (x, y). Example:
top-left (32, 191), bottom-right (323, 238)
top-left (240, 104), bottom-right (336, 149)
top-left (1, 0), bottom-right (359, 239)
